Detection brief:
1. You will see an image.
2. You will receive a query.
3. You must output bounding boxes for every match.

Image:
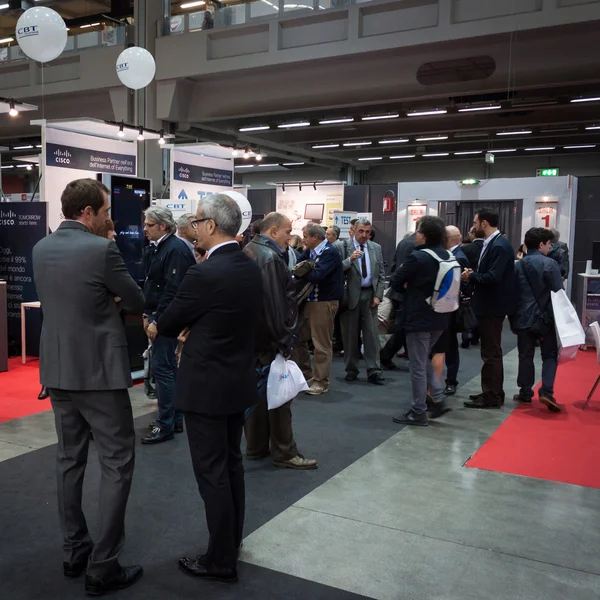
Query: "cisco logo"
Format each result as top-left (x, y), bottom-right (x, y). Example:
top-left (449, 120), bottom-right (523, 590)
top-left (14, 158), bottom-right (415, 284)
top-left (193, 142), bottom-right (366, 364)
top-left (116, 62), bottom-right (129, 72)
top-left (54, 148), bottom-right (72, 165)
top-left (17, 25), bottom-right (39, 38)
top-left (178, 166), bottom-right (191, 180)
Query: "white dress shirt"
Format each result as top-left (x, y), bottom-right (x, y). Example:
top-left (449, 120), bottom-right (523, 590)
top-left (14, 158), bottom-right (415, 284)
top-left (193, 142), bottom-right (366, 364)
top-left (206, 240), bottom-right (239, 259)
top-left (353, 238), bottom-right (372, 288)
top-left (478, 230), bottom-right (501, 267)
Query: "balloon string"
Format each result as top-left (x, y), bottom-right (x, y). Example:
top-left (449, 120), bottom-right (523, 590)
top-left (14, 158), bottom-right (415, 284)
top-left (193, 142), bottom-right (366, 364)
top-left (41, 62), bottom-right (45, 120)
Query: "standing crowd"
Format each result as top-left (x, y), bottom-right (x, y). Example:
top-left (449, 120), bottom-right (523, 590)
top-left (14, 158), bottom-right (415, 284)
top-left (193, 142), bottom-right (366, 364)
top-left (31, 178), bottom-right (568, 595)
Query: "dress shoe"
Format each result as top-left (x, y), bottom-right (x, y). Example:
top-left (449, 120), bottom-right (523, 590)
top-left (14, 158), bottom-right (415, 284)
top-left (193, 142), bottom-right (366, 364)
top-left (469, 392), bottom-right (484, 400)
top-left (368, 372), bottom-right (385, 385)
top-left (463, 397), bottom-right (501, 409)
top-left (148, 421), bottom-right (184, 434)
top-left (393, 409), bottom-right (428, 427)
top-left (513, 393), bottom-right (532, 405)
top-left (178, 557), bottom-right (238, 583)
top-left (64, 554), bottom-right (91, 578)
top-left (380, 356), bottom-right (396, 370)
top-left (428, 401), bottom-right (451, 419)
top-left (38, 386), bottom-right (49, 400)
top-left (444, 384), bottom-right (457, 396)
top-left (345, 372), bottom-right (358, 382)
top-left (141, 427), bottom-right (174, 445)
top-left (460, 341), bottom-right (470, 349)
top-left (85, 565), bottom-right (143, 596)
top-left (273, 454), bottom-right (318, 470)
top-left (539, 392), bottom-right (561, 412)
top-left (396, 351), bottom-right (409, 359)
top-left (305, 383), bottom-right (328, 396)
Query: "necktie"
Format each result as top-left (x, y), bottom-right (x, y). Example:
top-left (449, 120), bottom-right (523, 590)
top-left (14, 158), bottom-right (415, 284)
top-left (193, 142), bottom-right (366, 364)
top-left (360, 245), bottom-right (367, 278)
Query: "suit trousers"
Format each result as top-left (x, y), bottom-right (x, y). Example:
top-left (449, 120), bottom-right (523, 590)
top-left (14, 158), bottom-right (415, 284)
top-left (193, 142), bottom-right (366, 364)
top-left (479, 316), bottom-right (506, 403)
top-left (517, 328), bottom-right (558, 398)
top-left (185, 410), bottom-right (246, 569)
top-left (303, 300), bottom-right (339, 387)
top-left (244, 399), bottom-right (298, 462)
top-left (445, 317), bottom-right (460, 386)
top-left (49, 389), bottom-right (135, 577)
top-left (341, 288), bottom-right (382, 376)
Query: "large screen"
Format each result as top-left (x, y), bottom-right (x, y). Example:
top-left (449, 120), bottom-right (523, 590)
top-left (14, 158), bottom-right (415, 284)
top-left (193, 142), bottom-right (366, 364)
top-left (109, 175), bottom-right (151, 282)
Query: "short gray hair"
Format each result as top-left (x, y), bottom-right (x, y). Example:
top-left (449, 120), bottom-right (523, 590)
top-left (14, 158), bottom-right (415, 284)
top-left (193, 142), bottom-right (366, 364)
top-left (145, 206), bottom-right (176, 234)
top-left (176, 213), bottom-right (195, 229)
top-left (328, 225), bottom-right (340, 239)
top-left (355, 217), bottom-right (372, 228)
top-left (197, 193), bottom-right (241, 237)
top-left (303, 222), bottom-right (326, 241)
top-left (260, 212), bottom-right (288, 233)
top-left (550, 227), bottom-right (560, 242)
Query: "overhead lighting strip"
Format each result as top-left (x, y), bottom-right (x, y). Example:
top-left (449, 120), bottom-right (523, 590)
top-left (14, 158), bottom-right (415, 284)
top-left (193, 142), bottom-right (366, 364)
top-left (458, 105), bottom-right (501, 113)
top-left (361, 113), bottom-right (400, 121)
top-left (319, 117), bottom-right (354, 125)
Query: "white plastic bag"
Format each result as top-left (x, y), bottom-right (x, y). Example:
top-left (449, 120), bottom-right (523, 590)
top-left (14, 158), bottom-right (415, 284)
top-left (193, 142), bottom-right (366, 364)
top-left (266, 354), bottom-right (309, 410)
top-left (551, 289), bottom-right (585, 364)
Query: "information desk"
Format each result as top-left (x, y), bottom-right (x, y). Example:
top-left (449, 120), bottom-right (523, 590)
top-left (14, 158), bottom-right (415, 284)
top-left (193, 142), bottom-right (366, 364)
top-left (21, 301), bottom-right (41, 364)
top-left (577, 273), bottom-right (600, 347)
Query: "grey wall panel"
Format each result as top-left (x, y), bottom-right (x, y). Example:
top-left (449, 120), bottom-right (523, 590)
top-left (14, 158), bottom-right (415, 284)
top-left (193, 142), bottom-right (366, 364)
top-left (453, 0), bottom-right (542, 23)
top-left (280, 13), bottom-right (349, 49)
top-left (559, 0), bottom-right (600, 6)
top-left (208, 26), bottom-right (269, 60)
top-left (361, 0), bottom-right (438, 37)
top-left (0, 66), bottom-right (29, 90)
top-left (36, 59), bottom-right (80, 85)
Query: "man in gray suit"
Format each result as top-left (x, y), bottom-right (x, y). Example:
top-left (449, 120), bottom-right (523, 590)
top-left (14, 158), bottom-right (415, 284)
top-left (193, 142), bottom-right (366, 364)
top-left (32, 178), bottom-right (145, 596)
top-left (340, 217), bottom-right (385, 384)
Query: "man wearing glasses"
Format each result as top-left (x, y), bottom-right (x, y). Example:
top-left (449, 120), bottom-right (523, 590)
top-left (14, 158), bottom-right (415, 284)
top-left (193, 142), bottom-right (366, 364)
top-left (141, 206), bottom-right (195, 444)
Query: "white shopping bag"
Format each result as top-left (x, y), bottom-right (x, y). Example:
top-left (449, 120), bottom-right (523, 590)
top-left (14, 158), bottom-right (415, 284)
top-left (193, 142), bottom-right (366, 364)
top-left (551, 289), bottom-right (585, 364)
top-left (266, 353), bottom-right (309, 410)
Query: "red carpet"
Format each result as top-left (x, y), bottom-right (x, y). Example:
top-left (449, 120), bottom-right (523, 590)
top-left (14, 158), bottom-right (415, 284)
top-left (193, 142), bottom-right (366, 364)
top-left (0, 358), bottom-right (50, 423)
top-left (466, 350), bottom-right (600, 489)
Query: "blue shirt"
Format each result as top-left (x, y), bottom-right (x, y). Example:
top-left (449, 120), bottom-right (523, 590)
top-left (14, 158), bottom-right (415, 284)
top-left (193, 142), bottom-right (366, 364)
top-left (310, 239), bottom-right (328, 261)
top-left (353, 238), bottom-right (372, 288)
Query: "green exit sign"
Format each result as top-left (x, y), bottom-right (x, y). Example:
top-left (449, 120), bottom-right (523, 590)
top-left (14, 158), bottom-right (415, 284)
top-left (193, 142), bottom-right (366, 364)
top-left (537, 168), bottom-right (559, 177)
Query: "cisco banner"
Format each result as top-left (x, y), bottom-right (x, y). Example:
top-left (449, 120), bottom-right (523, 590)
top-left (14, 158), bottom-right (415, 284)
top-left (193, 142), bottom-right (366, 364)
top-left (46, 143), bottom-right (136, 175)
top-left (0, 202), bottom-right (47, 346)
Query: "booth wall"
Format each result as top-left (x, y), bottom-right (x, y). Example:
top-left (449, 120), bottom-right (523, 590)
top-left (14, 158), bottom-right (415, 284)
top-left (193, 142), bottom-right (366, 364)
top-left (0, 175), bottom-right (26, 194)
top-left (247, 189), bottom-right (276, 217)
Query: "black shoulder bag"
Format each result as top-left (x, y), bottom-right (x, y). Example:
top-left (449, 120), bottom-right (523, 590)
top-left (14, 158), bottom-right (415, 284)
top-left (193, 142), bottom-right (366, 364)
top-left (521, 261), bottom-right (553, 337)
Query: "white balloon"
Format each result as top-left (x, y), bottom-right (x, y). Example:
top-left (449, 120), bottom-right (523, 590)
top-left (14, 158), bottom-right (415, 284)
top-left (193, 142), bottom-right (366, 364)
top-left (222, 191), bottom-right (253, 235)
top-left (15, 7), bottom-right (67, 63)
top-left (116, 47), bottom-right (156, 90)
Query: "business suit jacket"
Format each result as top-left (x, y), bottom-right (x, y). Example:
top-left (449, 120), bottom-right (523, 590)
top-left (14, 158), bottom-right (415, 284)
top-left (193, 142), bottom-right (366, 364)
top-left (462, 239), bottom-right (484, 271)
top-left (470, 233), bottom-right (516, 318)
top-left (32, 221), bottom-right (145, 390)
top-left (158, 243), bottom-right (263, 416)
top-left (340, 239), bottom-right (385, 311)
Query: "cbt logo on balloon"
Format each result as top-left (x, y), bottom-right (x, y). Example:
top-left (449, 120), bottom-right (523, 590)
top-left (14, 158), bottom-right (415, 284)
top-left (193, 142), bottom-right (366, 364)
top-left (15, 7), bottom-right (67, 63)
top-left (17, 25), bottom-right (39, 38)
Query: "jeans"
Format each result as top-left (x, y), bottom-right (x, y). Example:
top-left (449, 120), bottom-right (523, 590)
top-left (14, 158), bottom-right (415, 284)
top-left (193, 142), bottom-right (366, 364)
top-left (517, 328), bottom-right (558, 398)
top-left (405, 331), bottom-right (446, 414)
top-left (152, 335), bottom-right (183, 433)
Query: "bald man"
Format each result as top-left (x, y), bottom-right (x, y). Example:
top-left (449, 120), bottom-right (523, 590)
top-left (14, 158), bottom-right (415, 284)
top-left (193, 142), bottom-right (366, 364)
top-left (443, 226), bottom-right (471, 395)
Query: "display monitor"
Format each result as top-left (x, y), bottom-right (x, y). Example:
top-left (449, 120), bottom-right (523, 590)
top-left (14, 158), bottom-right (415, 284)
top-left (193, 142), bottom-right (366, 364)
top-left (592, 241), bottom-right (600, 270)
top-left (304, 203), bottom-right (325, 222)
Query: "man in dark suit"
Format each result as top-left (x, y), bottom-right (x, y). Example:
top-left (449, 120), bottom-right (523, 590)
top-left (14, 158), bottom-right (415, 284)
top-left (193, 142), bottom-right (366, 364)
top-left (460, 227), bottom-right (484, 348)
top-left (462, 208), bottom-right (516, 409)
top-left (157, 193), bottom-right (263, 583)
top-left (443, 226), bottom-right (470, 395)
top-left (339, 218), bottom-right (385, 384)
top-left (32, 178), bottom-right (145, 596)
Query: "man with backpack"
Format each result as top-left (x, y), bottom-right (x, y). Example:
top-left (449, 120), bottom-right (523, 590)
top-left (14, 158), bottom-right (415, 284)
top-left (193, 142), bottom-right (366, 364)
top-left (511, 227), bottom-right (564, 411)
top-left (390, 216), bottom-right (460, 427)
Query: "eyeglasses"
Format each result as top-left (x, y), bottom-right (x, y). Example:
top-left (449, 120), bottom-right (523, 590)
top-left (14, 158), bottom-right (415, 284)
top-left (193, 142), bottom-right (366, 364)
top-left (191, 218), bottom-right (216, 229)
top-left (143, 222), bottom-right (159, 229)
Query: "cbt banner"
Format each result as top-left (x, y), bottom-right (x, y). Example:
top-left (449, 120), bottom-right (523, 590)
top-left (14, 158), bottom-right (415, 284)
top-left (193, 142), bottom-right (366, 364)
top-left (0, 203), bottom-right (47, 347)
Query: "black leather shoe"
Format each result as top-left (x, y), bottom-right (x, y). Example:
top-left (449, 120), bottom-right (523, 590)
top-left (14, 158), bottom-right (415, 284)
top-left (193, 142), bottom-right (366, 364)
top-left (368, 372), bottom-right (385, 385)
top-left (345, 373), bottom-right (358, 382)
top-left (513, 393), bottom-right (532, 405)
top-left (178, 557), bottom-right (238, 583)
top-left (64, 554), bottom-right (90, 578)
top-left (393, 409), bottom-right (428, 427)
top-left (444, 384), bottom-right (457, 396)
top-left (464, 397), bottom-right (501, 409)
top-left (174, 422), bottom-right (184, 434)
top-left (380, 356), bottom-right (396, 370)
top-left (38, 386), bottom-right (49, 400)
top-left (469, 392), bottom-right (484, 400)
top-left (429, 401), bottom-right (451, 419)
top-left (85, 565), bottom-right (143, 596)
top-left (141, 427), bottom-right (174, 445)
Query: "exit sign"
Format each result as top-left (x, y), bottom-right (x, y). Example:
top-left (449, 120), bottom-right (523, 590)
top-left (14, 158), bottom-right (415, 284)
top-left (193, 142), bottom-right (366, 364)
top-left (537, 168), bottom-right (559, 177)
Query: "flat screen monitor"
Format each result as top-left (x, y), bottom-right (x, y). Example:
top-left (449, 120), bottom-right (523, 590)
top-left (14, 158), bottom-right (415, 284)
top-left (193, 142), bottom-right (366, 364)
top-left (592, 241), bottom-right (600, 270)
top-left (304, 203), bottom-right (324, 222)
top-left (107, 175), bottom-right (152, 282)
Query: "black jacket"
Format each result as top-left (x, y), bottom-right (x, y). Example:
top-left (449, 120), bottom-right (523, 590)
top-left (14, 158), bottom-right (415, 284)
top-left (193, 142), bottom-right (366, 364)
top-left (299, 241), bottom-right (344, 302)
top-left (511, 250), bottom-right (564, 331)
top-left (548, 241), bottom-right (569, 278)
top-left (469, 232), bottom-right (516, 317)
top-left (390, 244), bottom-right (453, 332)
top-left (388, 233), bottom-right (416, 302)
top-left (143, 233), bottom-right (195, 320)
top-left (243, 235), bottom-right (299, 361)
top-left (462, 239), bottom-right (484, 271)
top-left (157, 243), bottom-right (263, 416)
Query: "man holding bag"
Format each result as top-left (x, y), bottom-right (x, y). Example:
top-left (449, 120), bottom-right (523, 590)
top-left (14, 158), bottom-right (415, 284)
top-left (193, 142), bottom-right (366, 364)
top-left (511, 227), bottom-right (564, 411)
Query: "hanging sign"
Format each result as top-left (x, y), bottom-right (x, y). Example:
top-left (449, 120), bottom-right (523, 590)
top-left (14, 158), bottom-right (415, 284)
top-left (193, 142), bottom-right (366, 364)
top-left (535, 202), bottom-right (557, 229)
top-left (407, 204), bottom-right (427, 232)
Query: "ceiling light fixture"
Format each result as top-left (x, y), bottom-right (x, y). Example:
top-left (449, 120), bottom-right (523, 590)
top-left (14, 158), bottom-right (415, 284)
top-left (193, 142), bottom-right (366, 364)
top-left (585, 125), bottom-right (600, 130)
top-left (181, 1), bottom-right (206, 9)
top-left (13, 145), bottom-right (34, 150)
top-left (0, 36), bottom-right (13, 43)
top-left (416, 135), bottom-right (448, 142)
top-left (570, 96), bottom-right (600, 103)
top-left (117, 122), bottom-right (125, 137)
top-left (312, 143), bottom-right (339, 149)
top-left (407, 108), bottom-right (447, 117)
top-left (491, 148), bottom-right (517, 153)
top-left (361, 113), bottom-right (400, 121)
top-left (343, 141), bottom-right (372, 147)
top-left (258, 163), bottom-right (279, 167)
top-left (524, 147), bottom-right (555, 151)
top-left (564, 144), bottom-right (597, 149)
top-left (255, 149), bottom-right (263, 161)
top-left (232, 145), bottom-right (239, 157)
top-left (36, 144), bottom-right (42, 149)
top-left (497, 130), bottom-right (532, 136)
top-left (319, 117), bottom-right (354, 125)
top-left (282, 162), bottom-right (304, 166)
top-left (8, 100), bottom-right (18, 117)
top-left (458, 105), bottom-right (502, 113)
top-left (239, 125), bottom-right (270, 132)
top-left (278, 121), bottom-right (310, 129)
top-left (235, 164), bottom-right (255, 168)
top-left (423, 153), bottom-right (449, 157)
top-left (243, 147), bottom-right (250, 159)
top-left (137, 127), bottom-right (144, 141)
top-left (26, 164), bottom-right (33, 171)
top-left (0, 5), bottom-right (10, 11)
top-left (390, 154), bottom-right (416, 159)
top-left (158, 130), bottom-right (165, 145)
top-left (378, 139), bottom-right (409, 144)
top-left (454, 150), bottom-right (483, 155)
top-left (0, 165), bottom-right (14, 169)
top-left (16, 164), bottom-right (30, 168)
top-left (358, 157), bottom-right (383, 161)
